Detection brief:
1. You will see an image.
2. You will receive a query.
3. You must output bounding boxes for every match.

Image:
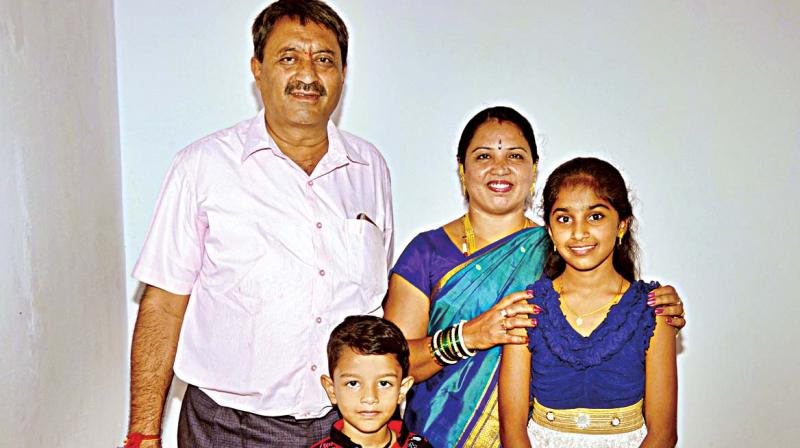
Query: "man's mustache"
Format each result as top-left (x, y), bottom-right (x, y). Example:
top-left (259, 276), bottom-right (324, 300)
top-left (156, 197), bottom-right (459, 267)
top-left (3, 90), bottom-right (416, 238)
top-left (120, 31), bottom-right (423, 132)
top-left (284, 80), bottom-right (327, 97)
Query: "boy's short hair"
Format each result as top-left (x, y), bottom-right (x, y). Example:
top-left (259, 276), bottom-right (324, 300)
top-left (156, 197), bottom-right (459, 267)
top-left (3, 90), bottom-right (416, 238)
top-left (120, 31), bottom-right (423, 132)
top-left (327, 315), bottom-right (410, 377)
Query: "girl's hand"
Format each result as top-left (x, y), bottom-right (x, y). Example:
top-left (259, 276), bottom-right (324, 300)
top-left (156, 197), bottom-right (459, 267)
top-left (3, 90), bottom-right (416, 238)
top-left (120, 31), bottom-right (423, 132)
top-left (462, 289), bottom-right (541, 351)
top-left (648, 284), bottom-right (686, 330)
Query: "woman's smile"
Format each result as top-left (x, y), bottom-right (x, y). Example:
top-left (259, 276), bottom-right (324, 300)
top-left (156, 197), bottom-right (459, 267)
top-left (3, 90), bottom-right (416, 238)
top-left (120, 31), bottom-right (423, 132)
top-left (487, 180), bottom-right (514, 193)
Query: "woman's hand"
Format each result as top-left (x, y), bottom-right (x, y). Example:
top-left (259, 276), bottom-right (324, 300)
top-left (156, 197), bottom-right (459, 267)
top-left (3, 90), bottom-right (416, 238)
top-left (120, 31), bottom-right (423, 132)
top-left (648, 284), bottom-right (686, 330)
top-left (462, 289), bottom-right (541, 351)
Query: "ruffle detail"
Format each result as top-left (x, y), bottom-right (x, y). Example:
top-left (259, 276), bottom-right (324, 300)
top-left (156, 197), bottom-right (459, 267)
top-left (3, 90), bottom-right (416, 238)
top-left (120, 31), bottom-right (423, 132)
top-left (527, 278), bottom-right (658, 371)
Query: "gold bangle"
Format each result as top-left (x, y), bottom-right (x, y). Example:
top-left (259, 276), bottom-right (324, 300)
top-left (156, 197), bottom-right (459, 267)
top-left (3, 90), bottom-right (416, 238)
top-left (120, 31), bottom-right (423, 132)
top-left (428, 339), bottom-right (443, 367)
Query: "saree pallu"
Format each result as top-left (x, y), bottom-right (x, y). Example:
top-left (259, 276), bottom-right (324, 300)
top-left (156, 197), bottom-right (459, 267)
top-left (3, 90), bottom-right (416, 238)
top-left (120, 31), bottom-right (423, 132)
top-left (405, 227), bottom-right (548, 448)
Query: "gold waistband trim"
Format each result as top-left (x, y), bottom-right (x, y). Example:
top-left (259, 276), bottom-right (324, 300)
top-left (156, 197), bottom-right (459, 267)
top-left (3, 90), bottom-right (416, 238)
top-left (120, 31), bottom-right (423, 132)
top-left (531, 398), bottom-right (644, 435)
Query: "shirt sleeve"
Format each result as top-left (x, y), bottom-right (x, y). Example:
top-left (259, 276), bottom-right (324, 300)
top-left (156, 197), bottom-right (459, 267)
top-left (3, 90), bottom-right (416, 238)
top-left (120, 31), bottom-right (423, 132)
top-left (382, 164), bottom-right (395, 269)
top-left (132, 149), bottom-right (206, 295)
top-left (390, 233), bottom-right (432, 297)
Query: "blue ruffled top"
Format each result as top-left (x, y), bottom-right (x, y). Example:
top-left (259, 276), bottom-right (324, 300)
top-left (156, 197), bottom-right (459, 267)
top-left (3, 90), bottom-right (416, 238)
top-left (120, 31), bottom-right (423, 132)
top-left (526, 277), bottom-right (659, 409)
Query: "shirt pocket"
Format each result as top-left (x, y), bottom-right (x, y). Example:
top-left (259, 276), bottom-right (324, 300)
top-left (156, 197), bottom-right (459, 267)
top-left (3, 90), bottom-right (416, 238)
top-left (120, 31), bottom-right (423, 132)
top-left (344, 218), bottom-right (388, 298)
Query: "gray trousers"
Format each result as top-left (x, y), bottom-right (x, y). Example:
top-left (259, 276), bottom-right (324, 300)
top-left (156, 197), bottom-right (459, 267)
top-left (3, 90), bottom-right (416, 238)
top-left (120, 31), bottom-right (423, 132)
top-left (178, 384), bottom-right (338, 447)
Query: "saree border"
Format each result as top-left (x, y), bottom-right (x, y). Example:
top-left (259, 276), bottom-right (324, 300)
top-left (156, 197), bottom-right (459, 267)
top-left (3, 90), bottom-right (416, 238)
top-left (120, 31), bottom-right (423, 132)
top-left (457, 362), bottom-right (502, 447)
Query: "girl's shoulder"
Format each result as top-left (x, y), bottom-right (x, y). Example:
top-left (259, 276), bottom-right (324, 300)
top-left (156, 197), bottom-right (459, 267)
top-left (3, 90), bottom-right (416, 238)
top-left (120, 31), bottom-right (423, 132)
top-left (623, 279), bottom-right (661, 307)
top-left (528, 277), bottom-right (557, 303)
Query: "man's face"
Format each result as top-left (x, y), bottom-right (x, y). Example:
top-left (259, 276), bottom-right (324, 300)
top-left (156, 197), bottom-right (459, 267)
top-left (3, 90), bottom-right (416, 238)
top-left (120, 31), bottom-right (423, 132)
top-left (251, 17), bottom-right (345, 131)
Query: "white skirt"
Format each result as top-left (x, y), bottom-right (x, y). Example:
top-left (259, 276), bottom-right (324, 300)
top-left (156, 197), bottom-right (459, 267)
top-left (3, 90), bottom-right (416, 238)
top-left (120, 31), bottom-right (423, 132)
top-left (527, 419), bottom-right (647, 448)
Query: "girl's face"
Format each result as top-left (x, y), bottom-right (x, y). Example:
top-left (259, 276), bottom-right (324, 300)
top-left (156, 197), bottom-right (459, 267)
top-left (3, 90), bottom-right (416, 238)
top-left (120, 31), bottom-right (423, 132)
top-left (463, 119), bottom-right (535, 217)
top-left (548, 184), bottom-right (627, 273)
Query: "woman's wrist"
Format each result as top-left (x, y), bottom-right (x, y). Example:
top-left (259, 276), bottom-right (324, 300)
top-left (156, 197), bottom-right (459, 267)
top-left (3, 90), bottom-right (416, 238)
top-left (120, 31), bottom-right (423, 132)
top-left (461, 319), bottom-right (477, 351)
top-left (430, 321), bottom-right (476, 365)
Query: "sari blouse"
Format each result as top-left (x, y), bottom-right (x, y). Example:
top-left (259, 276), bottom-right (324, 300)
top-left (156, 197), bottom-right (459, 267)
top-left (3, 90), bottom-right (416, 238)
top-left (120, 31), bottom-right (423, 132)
top-left (391, 228), bottom-right (465, 296)
top-left (526, 278), bottom-right (659, 409)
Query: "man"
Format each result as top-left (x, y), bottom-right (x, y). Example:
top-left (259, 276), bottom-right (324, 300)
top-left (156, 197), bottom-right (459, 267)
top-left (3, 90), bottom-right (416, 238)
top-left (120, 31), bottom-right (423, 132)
top-left (124, 1), bottom-right (393, 447)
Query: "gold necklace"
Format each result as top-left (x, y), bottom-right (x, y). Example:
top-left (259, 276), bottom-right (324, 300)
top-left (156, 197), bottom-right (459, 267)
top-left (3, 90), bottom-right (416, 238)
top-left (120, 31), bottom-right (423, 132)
top-left (461, 213), bottom-right (530, 256)
top-left (554, 276), bottom-right (625, 327)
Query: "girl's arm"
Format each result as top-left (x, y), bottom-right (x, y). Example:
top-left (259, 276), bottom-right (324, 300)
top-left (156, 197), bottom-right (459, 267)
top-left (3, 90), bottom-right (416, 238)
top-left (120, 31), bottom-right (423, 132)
top-left (640, 316), bottom-right (678, 447)
top-left (499, 332), bottom-right (533, 448)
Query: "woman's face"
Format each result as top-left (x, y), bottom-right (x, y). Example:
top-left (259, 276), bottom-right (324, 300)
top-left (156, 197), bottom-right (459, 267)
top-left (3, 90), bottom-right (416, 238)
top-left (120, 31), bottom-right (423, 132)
top-left (463, 119), bottom-right (535, 217)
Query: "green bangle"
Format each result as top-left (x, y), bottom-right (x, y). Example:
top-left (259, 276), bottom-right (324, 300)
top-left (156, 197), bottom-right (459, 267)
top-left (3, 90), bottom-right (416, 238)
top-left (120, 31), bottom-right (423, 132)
top-left (442, 328), bottom-right (459, 361)
top-left (432, 329), bottom-right (456, 365)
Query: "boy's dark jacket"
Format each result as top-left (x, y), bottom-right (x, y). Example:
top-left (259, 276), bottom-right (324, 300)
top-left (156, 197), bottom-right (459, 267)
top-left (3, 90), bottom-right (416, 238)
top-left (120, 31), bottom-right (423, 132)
top-left (310, 419), bottom-right (433, 448)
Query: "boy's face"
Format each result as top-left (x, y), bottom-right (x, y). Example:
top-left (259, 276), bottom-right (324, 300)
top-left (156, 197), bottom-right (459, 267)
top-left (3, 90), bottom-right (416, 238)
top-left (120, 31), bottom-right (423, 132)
top-left (321, 348), bottom-right (414, 442)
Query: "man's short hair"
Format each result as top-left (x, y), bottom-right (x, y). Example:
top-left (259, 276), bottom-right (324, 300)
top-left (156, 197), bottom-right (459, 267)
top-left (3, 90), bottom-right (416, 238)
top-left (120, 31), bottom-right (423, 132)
top-left (252, 0), bottom-right (349, 66)
top-left (327, 316), bottom-right (410, 377)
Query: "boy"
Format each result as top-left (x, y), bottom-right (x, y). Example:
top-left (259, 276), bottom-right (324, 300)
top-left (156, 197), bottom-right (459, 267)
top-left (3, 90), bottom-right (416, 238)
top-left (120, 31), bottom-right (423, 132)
top-left (314, 316), bottom-right (432, 448)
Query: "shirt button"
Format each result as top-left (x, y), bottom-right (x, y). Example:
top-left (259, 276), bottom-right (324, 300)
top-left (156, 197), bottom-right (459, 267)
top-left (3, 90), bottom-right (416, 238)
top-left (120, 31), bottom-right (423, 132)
top-left (316, 222), bottom-right (322, 229)
top-left (307, 180), bottom-right (314, 186)
top-left (311, 365), bottom-right (317, 372)
top-left (319, 269), bottom-right (325, 277)
top-left (316, 317), bottom-right (322, 324)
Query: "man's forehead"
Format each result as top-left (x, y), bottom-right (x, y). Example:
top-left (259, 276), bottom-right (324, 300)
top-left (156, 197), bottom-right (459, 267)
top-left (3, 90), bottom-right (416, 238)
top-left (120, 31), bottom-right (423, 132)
top-left (266, 16), bottom-right (338, 48)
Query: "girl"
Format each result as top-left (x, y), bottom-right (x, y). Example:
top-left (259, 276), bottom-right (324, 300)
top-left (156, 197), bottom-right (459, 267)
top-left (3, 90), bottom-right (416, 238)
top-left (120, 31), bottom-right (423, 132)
top-left (499, 157), bottom-right (678, 447)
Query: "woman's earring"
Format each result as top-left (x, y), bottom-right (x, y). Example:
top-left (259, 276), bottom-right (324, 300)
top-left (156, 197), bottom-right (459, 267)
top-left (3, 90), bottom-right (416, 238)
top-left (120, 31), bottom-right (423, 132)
top-left (617, 229), bottom-right (625, 246)
top-left (530, 163), bottom-right (538, 200)
top-left (458, 164), bottom-right (467, 198)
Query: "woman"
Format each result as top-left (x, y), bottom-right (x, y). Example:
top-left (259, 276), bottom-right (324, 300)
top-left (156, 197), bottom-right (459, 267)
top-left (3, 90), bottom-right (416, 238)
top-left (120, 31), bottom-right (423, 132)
top-left (383, 106), bottom-right (685, 448)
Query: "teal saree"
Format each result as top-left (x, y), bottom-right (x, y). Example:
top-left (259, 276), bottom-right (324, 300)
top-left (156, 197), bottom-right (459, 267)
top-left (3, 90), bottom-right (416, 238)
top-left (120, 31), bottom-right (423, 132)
top-left (405, 226), bottom-right (548, 447)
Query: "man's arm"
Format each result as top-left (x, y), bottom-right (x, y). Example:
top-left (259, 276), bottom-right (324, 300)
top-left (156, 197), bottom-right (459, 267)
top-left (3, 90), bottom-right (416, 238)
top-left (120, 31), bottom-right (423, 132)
top-left (128, 285), bottom-right (189, 444)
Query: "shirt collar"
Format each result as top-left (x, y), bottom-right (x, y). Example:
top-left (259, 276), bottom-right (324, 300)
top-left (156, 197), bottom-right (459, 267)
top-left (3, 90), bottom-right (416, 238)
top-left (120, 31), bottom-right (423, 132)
top-left (329, 419), bottom-right (360, 448)
top-left (241, 109), bottom-right (369, 166)
top-left (327, 419), bottom-right (413, 448)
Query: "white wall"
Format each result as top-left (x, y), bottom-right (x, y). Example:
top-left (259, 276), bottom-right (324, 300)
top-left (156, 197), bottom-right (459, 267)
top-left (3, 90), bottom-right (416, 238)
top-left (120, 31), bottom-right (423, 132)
top-left (0, 0), bottom-right (127, 446)
top-left (116, 1), bottom-right (800, 446)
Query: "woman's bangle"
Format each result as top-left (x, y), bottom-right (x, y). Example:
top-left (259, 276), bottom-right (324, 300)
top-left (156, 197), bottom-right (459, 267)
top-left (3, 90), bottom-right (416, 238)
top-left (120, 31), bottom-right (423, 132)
top-left (457, 320), bottom-right (477, 357)
top-left (441, 327), bottom-right (459, 360)
top-left (440, 329), bottom-right (459, 364)
top-left (431, 329), bottom-right (457, 365)
top-left (430, 321), bottom-right (478, 366)
top-left (448, 324), bottom-right (467, 359)
top-left (428, 338), bottom-right (444, 367)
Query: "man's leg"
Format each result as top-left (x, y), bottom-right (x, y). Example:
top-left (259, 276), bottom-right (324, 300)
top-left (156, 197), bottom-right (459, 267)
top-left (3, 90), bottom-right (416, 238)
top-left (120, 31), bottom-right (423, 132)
top-left (178, 384), bottom-right (338, 447)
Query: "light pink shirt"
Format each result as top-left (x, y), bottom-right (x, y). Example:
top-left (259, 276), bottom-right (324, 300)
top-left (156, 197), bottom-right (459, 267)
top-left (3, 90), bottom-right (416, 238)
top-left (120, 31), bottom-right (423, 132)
top-left (133, 110), bottom-right (393, 418)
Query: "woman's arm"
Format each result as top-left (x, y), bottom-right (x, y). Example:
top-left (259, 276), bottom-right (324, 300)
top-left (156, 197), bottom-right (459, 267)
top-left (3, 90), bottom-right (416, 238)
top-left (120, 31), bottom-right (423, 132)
top-left (640, 316), bottom-right (678, 447)
top-left (384, 274), bottom-right (538, 381)
top-left (499, 339), bottom-right (532, 448)
top-left (384, 274), bottom-right (441, 381)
